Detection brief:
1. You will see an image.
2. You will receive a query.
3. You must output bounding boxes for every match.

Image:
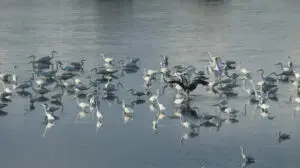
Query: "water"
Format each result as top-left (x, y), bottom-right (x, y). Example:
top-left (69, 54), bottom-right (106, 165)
top-left (0, 0), bottom-right (300, 167)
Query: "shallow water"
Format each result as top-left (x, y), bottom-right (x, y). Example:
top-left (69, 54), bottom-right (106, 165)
top-left (0, 0), bottom-right (300, 167)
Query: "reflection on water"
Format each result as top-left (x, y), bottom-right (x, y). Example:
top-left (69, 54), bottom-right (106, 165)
top-left (0, 0), bottom-right (300, 168)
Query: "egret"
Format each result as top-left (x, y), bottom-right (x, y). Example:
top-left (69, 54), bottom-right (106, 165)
top-left (240, 146), bottom-right (255, 164)
top-left (101, 53), bottom-right (114, 64)
top-left (76, 97), bottom-right (89, 111)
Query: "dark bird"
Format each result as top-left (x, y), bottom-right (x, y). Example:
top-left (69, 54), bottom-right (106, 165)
top-left (162, 74), bottom-right (209, 95)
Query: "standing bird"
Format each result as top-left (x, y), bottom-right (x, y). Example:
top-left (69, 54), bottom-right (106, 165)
top-left (101, 53), bottom-right (114, 64)
top-left (28, 50), bottom-right (57, 64)
top-left (160, 55), bottom-right (168, 67)
top-left (76, 97), bottom-right (89, 111)
top-left (162, 74), bottom-right (209, 96)
top-left (128, 89), bottom-right (146, 100)
top-left (70, 59), bottom-right (86, 68)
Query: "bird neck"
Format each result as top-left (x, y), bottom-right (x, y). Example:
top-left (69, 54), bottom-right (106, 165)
top-left (240, 148), bottom-right (245, 158)
top-left (259, 70), bottom-right (264, 79)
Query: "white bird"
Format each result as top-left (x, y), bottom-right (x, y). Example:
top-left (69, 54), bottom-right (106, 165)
top-left (293, 96), bottom-right (300, 103)
top-left (174, 93), bottom-right (188, 105)
top-left (152, 118), bottom-right (158, 131)
top-left (238, 61), bottom-right (251, 79)
top-left (101, 53), bottom-right (114, 64)
top-left (259, 103), bottom-right (270, 112)
top-left (41, 104), bottom-right (55, 122)
top-left (143, 74), bottom-right (153, 83)
top-left (123, 114), bottom-right (133, 123)
top-left (144, 68), bottom-right (158, 76)
top-left (149, 89), bottom-right (160, 104)
top-left (12, 65), bottom-right (17, 84)
top-left (76, 97), bottom-right (89, 111)
top-left (160, 62), bottom-right (169, 74)
top-left (180, 115), bottom-right (198, 130)
top-left (149, 104), bottom-right (156, 112)
top-left (42, 121), bottom-right (55, 137)
top-left (240, 146), bottom-right (255, 164)
top-left (260, 111), bottom-right (269, 118)
top-left (95, 101), bottom-right (103, 120)
top-left (157, 111), bottom-right (166, 120)
top-left (96, 120), bottom-right (103, 135)
top-left (121, 100), bottom-right (134, 114)
top-left (74, 78), bottom-right (82, 84)
top-left (35, 78), bottom-right (46, 87)
top-left (294, 70), bottom-right (300, 79)
top-left (224, 107), bottom-right (239, 115)
top-left (175, 84), bottom-right (183, 91)
top-left (156, 99), bottom-right (166, 112)
top-left (2, 81), bottom-right (13, 93)
top-left (89, 95), bottom-right (96, 112)
top-left (76, 111), bottom-right (89, 122)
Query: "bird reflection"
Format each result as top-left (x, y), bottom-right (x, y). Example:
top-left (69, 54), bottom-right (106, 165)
top-left (180, 128), bottom-right (200, 145)
top-left (16, 90), bottom-right (31, 97)
top-left (224, 117), bottom-right (239, 124)
top-left (76, 111), bottom-right (89, 122)
top-left (131, 99), bottom-right (146, 106)
top-left (96, 120), bottom-right (103, 135)
top-left (241, 161), bottom-right (253, 168)
top-left (152, 117), bottom-right (158, 131)
top-left (42, 120), bottom-right (55, 137)
top-left (123, 112), bottom-right (133, 124)
top-left (0, 110), bottom-right (8, 117)
top-left (35, 96), bottom-right (50, 102)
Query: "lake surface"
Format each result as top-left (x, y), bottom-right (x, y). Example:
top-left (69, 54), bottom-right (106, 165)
top-left (0, 0), bottom-right (300, 167)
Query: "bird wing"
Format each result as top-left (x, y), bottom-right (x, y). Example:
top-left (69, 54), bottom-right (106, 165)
top-left (196, 78), bottom-right (209, 86)
top-left (165, 80), bottom-right (186, 90)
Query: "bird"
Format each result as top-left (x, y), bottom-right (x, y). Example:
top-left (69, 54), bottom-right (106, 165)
top-left (256, 69), bottom-right (277, 84)
top-left (121, 100), bottom-right (134, 115)
top-left (41, 103), bottom-right (60, 113)
top-left (95, 100), bottom-right (103, 120)
top-left (28, 50), bottom-right (57, 64)
top-left (149, 89), bottom-right (160, 104)
top-left (76, 97), bottom-right (89, 111)
top-left (56, 61), bottom-right (78, 72)
top-left (180, 115), bottom-right (199, 131)
top-left (0, 103), bottom-right (8, 110)
top-left (126, 56), bottom-right (140, 64)
top-left (240, 146), bottom-right (255, 164)
top-left (70, 59), bottom-right (86, 68)
top-left (278, 132), bottom-right (291, 142)
top-left (162, 73), bottom-right (209, 96)
top-left (41, 104), bottom-right (56, 122)
top-left (101, 53), bottom-right (114, 64)
top-left (238, 61), bottom-right (252, 79)
top-left (156, 99), bottom-right (166, 112)
top-left (128, 89), bottom-right (146, 100)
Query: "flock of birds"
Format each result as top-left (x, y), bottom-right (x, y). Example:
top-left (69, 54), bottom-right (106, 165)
top-left (1, 51), bottom-right (299, 167)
